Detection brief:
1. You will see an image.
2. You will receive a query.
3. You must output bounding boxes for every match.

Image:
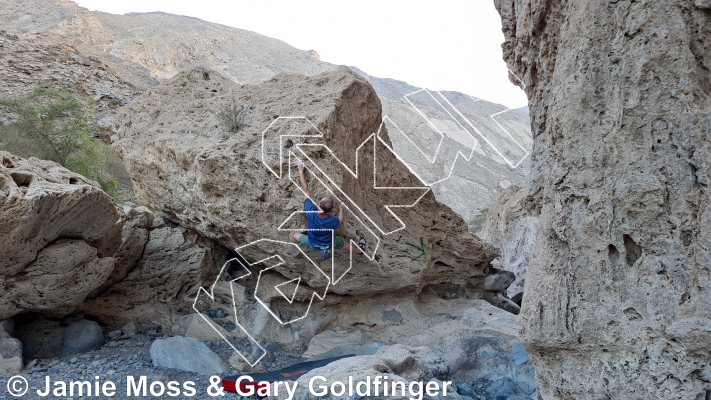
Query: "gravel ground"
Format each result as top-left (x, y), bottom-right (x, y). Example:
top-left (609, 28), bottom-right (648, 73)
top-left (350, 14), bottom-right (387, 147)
top-left (0, 328), bottom-right (307, 400)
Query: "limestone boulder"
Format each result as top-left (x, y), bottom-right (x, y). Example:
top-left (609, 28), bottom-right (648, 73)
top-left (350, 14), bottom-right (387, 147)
top-left (89, 205), bottom-right (154, 297)
top-left (150, 336), bottom-right (227, 376)
top-left (362, 298), bottom-right (535, 400)
top-left (294, 341), bottom-right (529, 400)
top-left (61, 319), bottom-right (104, 357)
top-left (292, 348), bottom-right (430, 400)
top-left (82, 224), bottom-right (228, 328)
top-left (479, 184), bottom-right (537, 298)
top-left (0, 152), bottom-right (121, 320)
top-left (171, 313), bottom-right (229, 342)
top-left (111, 66), bottom-right (489, 296)
top-left (0, 324), bottom-right (22, 375)
top-left (494, 0), bottom-right (711, 398)
top-left (3, 239), bottom-right (114, 319)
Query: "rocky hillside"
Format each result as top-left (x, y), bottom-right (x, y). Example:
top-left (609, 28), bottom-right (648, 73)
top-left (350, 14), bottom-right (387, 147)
top-left (106, 64), bottom-right (535, 397)
top-left (494, 0), bottom-right (711, 399)
top-left (353, 67), bottom-right (532, 229)
top-left (0, 30), bottom-right (143, 123)
top-left (0, 0), bottom-right (533, 231)
top-left (0, 0), bottom-right (331, 84)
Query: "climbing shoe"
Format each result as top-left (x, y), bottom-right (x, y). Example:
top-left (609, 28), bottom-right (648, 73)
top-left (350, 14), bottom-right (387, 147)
top-left (358, 237), bottom-right (367, 252)
top-left (320, 247), bottom-right (331, 260)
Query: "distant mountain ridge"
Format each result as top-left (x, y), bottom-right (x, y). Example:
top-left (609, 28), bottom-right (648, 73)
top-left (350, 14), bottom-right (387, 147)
top-left (0, 0), bottom-right (532, 230)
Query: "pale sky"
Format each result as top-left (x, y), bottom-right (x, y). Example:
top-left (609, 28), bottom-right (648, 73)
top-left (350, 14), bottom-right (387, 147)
top-left (74, 0), bottom-right (528, 109)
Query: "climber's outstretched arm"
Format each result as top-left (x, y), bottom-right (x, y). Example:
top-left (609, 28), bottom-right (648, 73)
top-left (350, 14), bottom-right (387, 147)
top-left (298, 162), bottom-right (310, 199)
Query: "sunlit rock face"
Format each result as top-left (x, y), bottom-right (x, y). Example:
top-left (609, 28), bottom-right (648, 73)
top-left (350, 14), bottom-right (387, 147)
top-left (111, 66), bottom-right (490, 297)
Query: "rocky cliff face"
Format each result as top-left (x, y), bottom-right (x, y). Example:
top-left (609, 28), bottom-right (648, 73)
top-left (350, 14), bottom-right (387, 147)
top-left (0, 0), bottom-right (540, 389)
top-left (111, 66), bottom-right (489, 296)
top-left (103, 67), bottom-right (542, 397)
top-left (494, 0), bottom-right (711, 398)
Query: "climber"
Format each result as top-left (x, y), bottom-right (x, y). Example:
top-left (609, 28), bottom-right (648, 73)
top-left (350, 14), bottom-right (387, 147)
top-left (292, 160), bottom-right (365, 260)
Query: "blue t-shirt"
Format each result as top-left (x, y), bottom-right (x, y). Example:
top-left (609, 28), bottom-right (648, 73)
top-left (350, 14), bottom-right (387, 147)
top-left (304, 198), bottom-right (340, 247)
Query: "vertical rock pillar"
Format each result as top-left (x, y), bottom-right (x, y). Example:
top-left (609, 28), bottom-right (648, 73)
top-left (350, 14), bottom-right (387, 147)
top-left (494, 1), bottom-right (711, 398)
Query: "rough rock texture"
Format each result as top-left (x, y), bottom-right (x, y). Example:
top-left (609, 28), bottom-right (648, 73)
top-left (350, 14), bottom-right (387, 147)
top-left (83, 222), bottom-right (228, 328)
top-left (0, 150), bottom-right (227, 330)
top-left (0, 30), bottom-right (146, 124)
top-left (495, 1), bottom-right (711, 398)
top-left (483, 269), bottom-right (514, 293)
top-left (480, 185), bottom-right (537, 298)
top-left (112, 67), bottom-right (489, 296)
top-left (88, 205), bottom-right (153, 297)
top-left (0, 0), bottom-right (328, 86)
top-left (292, 345), bottom-right (458, 400)
top-left (0, 324), bottom-right (22, 375)
top-left (171, 313), bottom-right (229, 342)
top-left (121, 322), bottom-right (137, 338)
top-left (0, 151), bottom-right (121, 320)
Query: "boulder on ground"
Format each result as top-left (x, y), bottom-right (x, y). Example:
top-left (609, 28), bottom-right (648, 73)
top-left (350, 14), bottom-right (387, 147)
top-left (286, 293), bottom-right (536, 399)
top-left (484, 269), bottom-right (516, 293)
top-left (121, 322), bottom-right (137, 338)
top-left (171, 313), bottom-right (229, 342)
top-left (303, 328), bottom-right (373, 359)
top-left (0, 324), bottom-right (22, 375)
top-left (0, 152), bottom-right (121, 320)
top-left (6, 239), bottom-right (115, 319)
top-left (294, 345), bottom-right (463, 400)
top-left (150, 336), bottom-right (227, 375)
top-left (61, 319), bottom-right (104, 356)
top-left (111, 66), bottom-right (489, 296)
top-left (306, 340), bottom-right (388, 362)
top-left (479, 184), bottom-right (536, 298)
